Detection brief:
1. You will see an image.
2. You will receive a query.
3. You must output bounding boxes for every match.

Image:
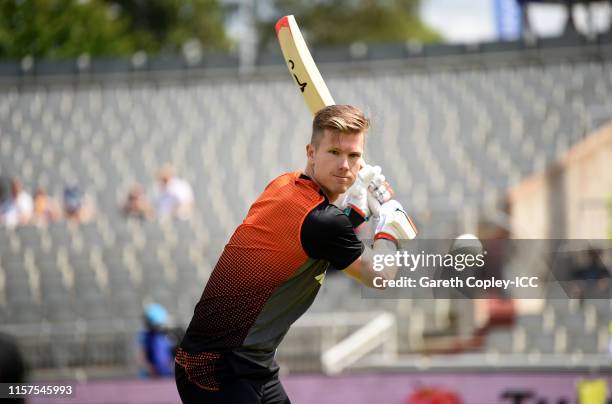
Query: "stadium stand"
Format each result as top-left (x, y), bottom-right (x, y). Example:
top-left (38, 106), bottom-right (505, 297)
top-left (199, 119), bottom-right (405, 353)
top-left (0, 36), bottom-right (610, 378)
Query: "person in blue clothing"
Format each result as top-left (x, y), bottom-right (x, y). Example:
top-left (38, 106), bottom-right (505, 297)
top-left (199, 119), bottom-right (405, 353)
top-left (139, 303), bottom-right (175, 377)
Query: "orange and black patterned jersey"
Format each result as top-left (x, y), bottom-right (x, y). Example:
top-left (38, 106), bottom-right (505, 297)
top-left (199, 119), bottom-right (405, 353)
top-left (177, 171), bottom-right (363, 389)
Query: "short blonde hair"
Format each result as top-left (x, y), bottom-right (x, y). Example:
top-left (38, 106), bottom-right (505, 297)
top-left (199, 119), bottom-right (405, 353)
top-left (311, 105), bottom-right (369, 148)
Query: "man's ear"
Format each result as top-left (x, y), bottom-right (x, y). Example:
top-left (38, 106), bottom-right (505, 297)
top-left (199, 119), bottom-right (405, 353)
top-left (306, 143), bottom-right (314, 162)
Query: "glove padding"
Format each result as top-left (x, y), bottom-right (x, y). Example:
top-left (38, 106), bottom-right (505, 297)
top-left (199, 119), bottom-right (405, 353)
top-left (340, 165), bottom-right (379, 220)
top-left (374, 200), bottom-right (418, 246)
top-left (368, 166), bottom-right (394, 205)
top-left (366, 165), bottom-right (394, 218)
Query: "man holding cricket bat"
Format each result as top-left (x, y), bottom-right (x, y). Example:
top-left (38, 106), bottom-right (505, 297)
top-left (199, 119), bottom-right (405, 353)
top-left (175, 104), bottom-right (417, 403)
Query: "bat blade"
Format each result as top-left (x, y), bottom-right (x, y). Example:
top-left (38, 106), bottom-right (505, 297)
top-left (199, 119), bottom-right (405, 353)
top-left (275, 15), bottom-right (411, 228)
top-left (275, 15), bottom-right (335, 115)
top-left (276, 15), bottom-right (369, 171)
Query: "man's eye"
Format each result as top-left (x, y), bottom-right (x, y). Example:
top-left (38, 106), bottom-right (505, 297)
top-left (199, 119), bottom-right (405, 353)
top-left (350, 154), bottom-right (360, 159)
top-left (329, 150), bottom-right (339, 155)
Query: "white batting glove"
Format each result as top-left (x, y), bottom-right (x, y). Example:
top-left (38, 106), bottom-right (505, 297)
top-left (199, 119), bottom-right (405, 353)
top-left (340, 165), bottom-right (378, 220)
top-left (374, 200), bottom-right (418, 246)
top-left (366, 165), bottom-right (394, 220)
top-left (369, 166), bottom-right (393, 202)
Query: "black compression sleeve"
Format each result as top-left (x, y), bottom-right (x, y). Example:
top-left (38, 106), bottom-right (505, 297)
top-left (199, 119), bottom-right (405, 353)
top-left (301, 202), bottom-right (365, 270)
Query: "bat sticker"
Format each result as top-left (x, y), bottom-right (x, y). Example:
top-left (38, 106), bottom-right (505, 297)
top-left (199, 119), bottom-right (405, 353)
top-left (293, 74), bottom-right (307, 92)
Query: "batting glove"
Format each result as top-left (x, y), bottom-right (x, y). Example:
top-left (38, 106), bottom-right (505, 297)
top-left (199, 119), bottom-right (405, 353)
top-left (366, 165), bottom-right (394, 218)
top-left (340, 164), bottom-right (378, 220)
top-left (374, 200), bottom-right (418, 246)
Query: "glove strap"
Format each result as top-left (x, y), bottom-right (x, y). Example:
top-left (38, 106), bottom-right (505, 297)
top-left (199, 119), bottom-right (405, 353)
top-left (374, 232), bottom-right (399, 248)
top-left (343, 205), bottom-right (367, 228)
top-left (348, 203), bottom-right (367, 219)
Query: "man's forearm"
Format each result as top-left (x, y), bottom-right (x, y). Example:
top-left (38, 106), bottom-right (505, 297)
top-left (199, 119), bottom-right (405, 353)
top-left (347, 238), bottom-right (398, 289)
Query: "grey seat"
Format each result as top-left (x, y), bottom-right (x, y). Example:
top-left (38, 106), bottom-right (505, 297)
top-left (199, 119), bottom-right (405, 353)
top-left (557, 311), bottom-right (586, 332)
top-left (175, 259), bottom-right (200, 285)
top-left (516, 314), bottom-right (544, 333)
top-left (75, 287), bottom-right (111, 319)
top-left (43, 294), bottom-right (77, 322)
top-left (485, 329), bottom-right (514, 354)
top-left (110, 290), bottom-right (143, 320)
top-left (80, 222), bottom-right (104, 245)
top-left (1, 248), bottom-right (23, 267)
top-left (39, 273), bottom-right (71, 300)
top-left (528, 333), bottom-right (557, 354)
top-left (5, 278), bottom-right (33, 302)
top-left (105, 257), bottom-right (134, 291)
top-left (47, 223), bottom-right (71, 244)
top-left (8, 297), bottom-right (42, 324)
top-left (15, 225), bottom-right (43, 250)
top-left (566, 330), bottom-right (601, 354)
top-left (3, 262), bottom-right (29, 285)
top-left (35, 248), bottom-right (58, 268)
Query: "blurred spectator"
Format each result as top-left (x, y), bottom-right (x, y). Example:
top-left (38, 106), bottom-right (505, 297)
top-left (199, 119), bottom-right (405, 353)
top-left (153, 166), bottom-right (180, 219)
top-left (123, 183), bottom-right (153, 219)
top-left (0, 177), bottom-right (33, 228)
top-left (139, 303), bottom-right (175, 378)
top-left (0, 332), bottom-right (27, 404)
top-left (171, 175), bottom-right (194, 220)
top-left (153, 164), bottom-right (194, 220)
top-left (63, 185), bottom-right (94, 223)
top-left (0, 175), bottom-right (10, 206)
top-left (32, 188), bottom-right (61, 226)
top-left (571, 248), bottom-right (610, 300)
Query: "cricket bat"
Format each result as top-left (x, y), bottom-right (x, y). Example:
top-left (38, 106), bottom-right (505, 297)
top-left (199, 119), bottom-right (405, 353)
top-left (275, 15), bottom-right (381, 199)
top-left (275, 15), bottom-right (335, 115)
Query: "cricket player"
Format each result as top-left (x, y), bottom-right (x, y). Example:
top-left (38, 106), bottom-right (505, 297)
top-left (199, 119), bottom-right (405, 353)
top-left (175, 105), bottom-right (416, 403)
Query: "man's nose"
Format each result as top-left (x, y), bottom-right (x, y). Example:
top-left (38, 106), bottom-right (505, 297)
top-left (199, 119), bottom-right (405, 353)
top-left (338, 156), bottom-right (350, 170)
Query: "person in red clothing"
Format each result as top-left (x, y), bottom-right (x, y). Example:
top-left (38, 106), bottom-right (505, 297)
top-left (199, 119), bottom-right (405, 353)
top-left (175, 105), bottom-right (417, 403)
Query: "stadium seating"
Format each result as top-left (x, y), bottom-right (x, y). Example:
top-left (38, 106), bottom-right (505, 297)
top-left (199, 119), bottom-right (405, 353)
top-left (1, 44), bottom-right (610, 373)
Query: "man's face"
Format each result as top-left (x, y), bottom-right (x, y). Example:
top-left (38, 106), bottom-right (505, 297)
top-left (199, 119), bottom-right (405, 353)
top-left (11, 179), bottom-right (22, 196)
top-left (306, 129), bottom-right (364, 201)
